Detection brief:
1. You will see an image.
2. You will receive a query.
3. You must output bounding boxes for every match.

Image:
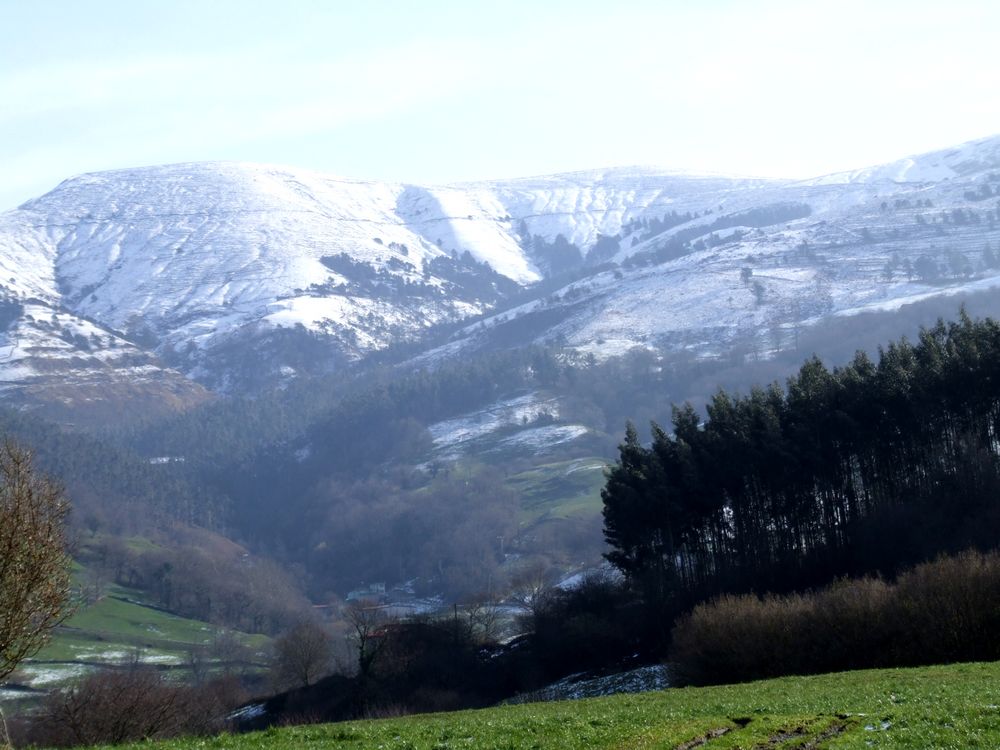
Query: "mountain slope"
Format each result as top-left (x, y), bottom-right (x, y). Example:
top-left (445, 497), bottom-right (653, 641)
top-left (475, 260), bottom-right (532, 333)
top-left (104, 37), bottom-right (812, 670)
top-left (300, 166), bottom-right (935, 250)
top-left (426, 136), bottom-right (1000, 361)
top-left (1, 135), bottom-right (999, 415)
top-left (0, 162), bottom-right (787, 395)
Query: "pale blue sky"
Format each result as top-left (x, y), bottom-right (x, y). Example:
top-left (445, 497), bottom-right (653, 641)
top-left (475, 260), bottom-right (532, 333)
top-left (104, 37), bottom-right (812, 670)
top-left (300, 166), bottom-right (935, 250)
top-left (2, 0), bottom-right (999, 210)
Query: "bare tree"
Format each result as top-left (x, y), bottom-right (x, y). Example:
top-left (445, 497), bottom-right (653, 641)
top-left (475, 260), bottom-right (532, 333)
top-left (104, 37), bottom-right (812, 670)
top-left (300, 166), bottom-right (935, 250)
top-left (27, 667), bottom-right (243, 746)
top-left (463, 595), bottom-right (504, 644)
top-left (344, 600), bottom-right (390, 679)
top-left (208, 628), bottom-right (254, 675)
top-left (0, 439), bottom-right (72, 682)
top-left (271, 621), bottom-right (333, 689)
top-left (508, 559), bottom-right (556, 619)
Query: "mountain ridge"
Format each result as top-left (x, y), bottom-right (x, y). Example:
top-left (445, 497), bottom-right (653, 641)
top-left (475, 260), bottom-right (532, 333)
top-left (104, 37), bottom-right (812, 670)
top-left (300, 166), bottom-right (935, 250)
top-left (2, 134), bottom-right (1000, 420)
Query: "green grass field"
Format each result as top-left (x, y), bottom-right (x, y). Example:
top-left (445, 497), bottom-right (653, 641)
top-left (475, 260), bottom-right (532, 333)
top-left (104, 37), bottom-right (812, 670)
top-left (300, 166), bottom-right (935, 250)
top-left (507, 458), bottom-right (607, 525)
top-left (10, 570), bottom-right (268, 694)
top-left (36, 587), bottom-right (268, 659)
top-left (92, 661), bottom-right (1000, 749)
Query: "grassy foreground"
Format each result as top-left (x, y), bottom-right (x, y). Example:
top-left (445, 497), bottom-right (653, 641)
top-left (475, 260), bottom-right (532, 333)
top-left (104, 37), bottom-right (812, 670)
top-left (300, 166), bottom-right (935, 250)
top-left (98, 661), bottom-right (1000, 749)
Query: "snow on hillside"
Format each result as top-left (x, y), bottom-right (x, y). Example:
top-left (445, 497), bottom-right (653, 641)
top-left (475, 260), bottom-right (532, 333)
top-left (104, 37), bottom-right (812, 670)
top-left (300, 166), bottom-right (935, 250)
top-left (395, 184), bottom-right (540, 283)
top-left (806, 134), bottom-right (1000, 186)
top-left (474, 169), bottom-right (786, 254)
top-left (506, 664), bottom-right (671, 704)
top-left (426, 392), bottom-right (592, 460)
top-left (479, 222), bottom-right (1000, 364)
top-left (31, 163), bottom-right (460, 336)
top-left (0, 212), bottom-right (58, 299)
top-left (0, 134), bottom-right (999, 407)
top-left (0, 296), bottom-right (206, 424)
top-left (420, 137), bottom-right (1000, 364)
top-left (0, 161), bottom-right (801, 391)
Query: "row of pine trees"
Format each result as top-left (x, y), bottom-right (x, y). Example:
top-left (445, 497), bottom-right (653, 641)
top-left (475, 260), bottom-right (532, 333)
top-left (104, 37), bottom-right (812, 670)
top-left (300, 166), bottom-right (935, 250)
top-left (603, 311), bottom-right (1000, 610)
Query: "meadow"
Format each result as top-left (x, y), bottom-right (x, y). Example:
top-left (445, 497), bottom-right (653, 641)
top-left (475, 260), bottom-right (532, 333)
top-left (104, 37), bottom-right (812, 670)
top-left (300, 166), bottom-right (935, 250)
top-left (95, 660), bottom-right (1000, 749)
top-left (4, 559), bottom-right (268, 700)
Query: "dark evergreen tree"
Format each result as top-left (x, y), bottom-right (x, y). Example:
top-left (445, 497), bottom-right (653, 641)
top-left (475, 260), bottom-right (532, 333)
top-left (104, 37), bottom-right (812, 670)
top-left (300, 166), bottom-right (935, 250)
top-left (602, 312), bottom-right (1000, 615)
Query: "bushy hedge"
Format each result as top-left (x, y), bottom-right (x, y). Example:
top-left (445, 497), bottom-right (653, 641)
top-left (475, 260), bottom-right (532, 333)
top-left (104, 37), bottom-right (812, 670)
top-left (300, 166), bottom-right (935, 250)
top-left (671, 549), bottom-right (1000, 685)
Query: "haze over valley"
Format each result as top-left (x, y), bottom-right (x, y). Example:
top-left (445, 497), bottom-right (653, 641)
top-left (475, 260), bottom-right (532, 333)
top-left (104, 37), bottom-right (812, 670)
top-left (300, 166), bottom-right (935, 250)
top-left (5, 2), bottom-right (1000, 745)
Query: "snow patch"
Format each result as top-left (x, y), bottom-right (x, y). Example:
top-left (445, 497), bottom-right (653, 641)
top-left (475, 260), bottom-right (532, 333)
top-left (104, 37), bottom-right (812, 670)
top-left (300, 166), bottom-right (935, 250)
top-left (228, 702), bottom-right (267, 722)
top-left (497, 424), bottom-right (589, 450)
top-left (507, 664), bottom-right (671, 704)
top-left (428, 393), bottom-right (562, 449)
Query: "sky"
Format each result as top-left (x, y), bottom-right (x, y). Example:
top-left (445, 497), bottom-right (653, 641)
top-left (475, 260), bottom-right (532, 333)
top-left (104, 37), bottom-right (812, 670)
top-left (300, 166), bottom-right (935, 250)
top-left (2, 0), bottom-right (1000, 211)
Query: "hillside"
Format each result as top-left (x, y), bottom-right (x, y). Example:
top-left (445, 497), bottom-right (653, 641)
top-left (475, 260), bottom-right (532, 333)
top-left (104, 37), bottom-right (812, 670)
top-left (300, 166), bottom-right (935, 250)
top-left (435, 136), bottom-right (1000, 364)
top-left (95, 661), bottom-right (1000, 749)
top-left (0, 553), bottom-right (268, 704)
top-left (1, 135), bottom-right (1000, 420)
top-left (5, 137), bottom-right (1000, 671)
top-left (0, 163), bottom-right (776, 400)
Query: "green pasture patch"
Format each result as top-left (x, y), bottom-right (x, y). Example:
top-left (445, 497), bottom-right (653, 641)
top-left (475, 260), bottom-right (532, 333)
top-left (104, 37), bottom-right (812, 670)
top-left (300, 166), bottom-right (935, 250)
top-left (508, 458), bottom-right (608, 524)
top-left (92, 661), bottom-right (1000, 749)
top-left (20, 573), bottom-right (268, 693)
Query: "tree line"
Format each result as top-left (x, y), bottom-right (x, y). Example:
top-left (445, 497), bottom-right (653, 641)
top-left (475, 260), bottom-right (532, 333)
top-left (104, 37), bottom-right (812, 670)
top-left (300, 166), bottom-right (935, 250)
top-left (603, 311), bottom-right (1000, 622)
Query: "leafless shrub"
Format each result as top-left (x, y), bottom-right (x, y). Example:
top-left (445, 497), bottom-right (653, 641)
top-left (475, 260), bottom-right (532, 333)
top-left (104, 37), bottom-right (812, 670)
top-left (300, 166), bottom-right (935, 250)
top-left (671, 549), bottom-right (1000, 685)
top-left (509, 559), bottom-right (558, 620)
top-left (270, 620), bottom-right (334, 690)
top-left (895, 549), bottom-right (1000, 664)
top-left (462, 596), bottom-right (504, 644)
top-left (806, 576), bottom-right (896, 671)
top-left (31, 670), bottom-right (187, 746)
top-left (25, 668), bottom-right (246, 747)
top-left (671, 592), bottom-right (814, 684)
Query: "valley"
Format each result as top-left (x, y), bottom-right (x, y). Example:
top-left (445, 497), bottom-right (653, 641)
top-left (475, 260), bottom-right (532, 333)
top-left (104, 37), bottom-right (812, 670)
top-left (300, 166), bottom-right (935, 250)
top-left (7, 3), bottom-right (1000, 746)
top-left (5, 134), bottom-right (1000, 741)
top-left (3, 135), bottom-right (1000, 632)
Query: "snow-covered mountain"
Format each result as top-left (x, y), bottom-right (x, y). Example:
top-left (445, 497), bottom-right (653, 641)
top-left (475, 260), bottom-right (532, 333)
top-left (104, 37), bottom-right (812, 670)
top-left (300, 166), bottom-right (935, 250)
top-left (424, 135), bottom-right (1000, 363)
top-left (2, 135), bottom-right (1000, 418)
